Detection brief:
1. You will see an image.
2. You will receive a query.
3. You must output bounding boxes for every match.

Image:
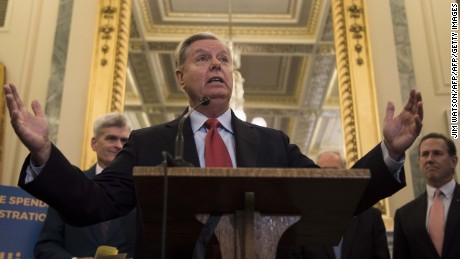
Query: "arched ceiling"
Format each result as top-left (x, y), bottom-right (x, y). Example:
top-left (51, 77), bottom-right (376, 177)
top-left (125, 0), bottom-right (343, 159)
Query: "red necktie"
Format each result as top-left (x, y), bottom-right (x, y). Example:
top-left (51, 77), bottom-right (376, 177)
top-left (205, 119), bottom-right (232, 167)
top-left (429, 189), bottom-right (444, 256)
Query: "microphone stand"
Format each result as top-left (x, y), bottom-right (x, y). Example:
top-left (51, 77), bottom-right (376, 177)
top-left (160, 151), bottom-right (170, 259)
top-left (160, 96), bottom-right (211, 259)
top-left (173, 96), bottom-right (211, 166)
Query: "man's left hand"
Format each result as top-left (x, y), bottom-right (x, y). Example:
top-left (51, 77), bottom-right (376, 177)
top-left (383, 89), bottom-right (423, 160)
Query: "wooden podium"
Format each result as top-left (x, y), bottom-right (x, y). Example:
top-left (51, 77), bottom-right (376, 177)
top-left (133, 166), bottom-right (370, 259)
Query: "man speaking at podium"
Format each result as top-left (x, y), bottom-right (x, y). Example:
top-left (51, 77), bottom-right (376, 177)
top-left (4, 32), bottom-right (423, 258)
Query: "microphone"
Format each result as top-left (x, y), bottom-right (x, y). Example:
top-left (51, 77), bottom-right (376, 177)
top-left (159, 96), bottom-right (210, 258)
top-left (173, 96), bottom-right (211, 166)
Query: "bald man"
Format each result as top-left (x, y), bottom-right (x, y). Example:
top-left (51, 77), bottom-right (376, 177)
top-left (316, 151), bottom-right (344, 169)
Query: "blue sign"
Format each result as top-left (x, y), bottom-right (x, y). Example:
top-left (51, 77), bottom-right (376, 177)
top-left (0, 185), bottom-right (48, 259)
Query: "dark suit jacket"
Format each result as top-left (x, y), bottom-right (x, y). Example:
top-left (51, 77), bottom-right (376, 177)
top-left (34, 165), bottom-right (137, 259)
top-left (298, 207), bottom-right (390, 259)
top-left (393, 183), bottom-right (460, 259)
top-left (19, 111), bottom-right (406, 258)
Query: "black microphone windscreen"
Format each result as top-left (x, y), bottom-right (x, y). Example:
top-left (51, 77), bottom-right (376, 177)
top-left (200, 96), bottom-right (211, 106)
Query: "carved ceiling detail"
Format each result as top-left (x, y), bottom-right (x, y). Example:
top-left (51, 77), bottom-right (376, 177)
top-left (126, 0), bottom-right (343, 159)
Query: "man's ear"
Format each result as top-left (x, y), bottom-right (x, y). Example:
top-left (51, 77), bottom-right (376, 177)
top-left (452, 155), bottom-right (458, 168)
top-left (176, 69), bottom-right (185, 89)
top-left (90, 137), bottom-right (97, 151)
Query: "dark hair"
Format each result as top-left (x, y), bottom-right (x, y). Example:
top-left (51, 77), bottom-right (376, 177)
top-left (419, 132), bottom-right (456, 156)
top-left (175, 32), bottom-right (231, 71)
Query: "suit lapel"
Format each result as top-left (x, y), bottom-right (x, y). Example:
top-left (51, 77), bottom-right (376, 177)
top-left (165, 113), bottom-right (200, 167)
top-left (170, 109), bottom-right (258, 167)
top-left (325, 246), bottom-right (336, 259)
top-left (87, 167), bottom-right (128, 243)
top-left (83, 166), bottom-right (106, 243)
top-left (340, 216), bottom-right (359, 259)
top-left (182, 118), bottom-right (200, 166)
top-left (444, 184), bottom-right (460, 255)
top-left (85, 166), bottom-right (97, 179)
top-left (106, 217), bottom-right (123, 241)
top-left (412, 192), bottom-right (441, 255)
top-left (413, 193), bottom-right (430, 234)
top-left (90, 218), bottom-right (123, 244)
top-left (231, 112), bottom-right (258, 167)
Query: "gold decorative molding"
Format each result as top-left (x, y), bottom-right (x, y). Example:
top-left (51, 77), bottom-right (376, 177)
top-left (81, 0), bottom-right (131, 169)
top-left (0, 63), bottom-right (5, 182)
top-left (332, 0), bottom-right (380, 166)
top-left (346, 3), bottom-right (365, 65)
top-left (332, 0), bottom-right (390, 219)
top-left (138, 0), bottom-right (323, 39)
top-left (99, 5), bottom-right (117, 66)
top-left (332, 0), bottom-right (359, 165)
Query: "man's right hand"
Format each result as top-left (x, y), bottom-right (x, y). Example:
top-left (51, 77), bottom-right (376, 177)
top-left (4, 83), bottom-right (51, 166)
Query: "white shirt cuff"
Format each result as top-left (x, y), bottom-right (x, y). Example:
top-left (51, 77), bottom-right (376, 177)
top-left (24, 158), bottom-right (45, 184)
top-left (381, 141), bottom-right (405, 183)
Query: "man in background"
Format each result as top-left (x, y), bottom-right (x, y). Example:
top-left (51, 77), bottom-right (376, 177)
top-left (34, 112), bottom-right (137, 259)
top-left (393, 132), bottom-right (460, 259)
top-left (304, 151), bottom-right (390, 259)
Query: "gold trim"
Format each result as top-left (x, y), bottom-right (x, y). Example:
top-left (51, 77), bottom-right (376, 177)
top-left (138, 0), bottom-right (322, 38)
top-left (346, 3), bottom-right (366, 65)
top-left (81, 0), bottom-right (131, 169)
top-left (332, 0), bottom-right (381, 171)
top-left (332, 0), bottom-right (359, 165)
top-left (0, 63), bottom-right (5, 182)
top-left (332, 0), bottom-right (390, 218)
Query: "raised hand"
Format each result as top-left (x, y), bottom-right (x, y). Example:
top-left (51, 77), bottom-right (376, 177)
top-left (383, 89), bottom-right (423, 160)
top-left (4, 83), bottom-right (51, 165)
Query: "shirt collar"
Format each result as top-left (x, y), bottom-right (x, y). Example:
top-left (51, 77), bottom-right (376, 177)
top-left (426, 178), bottom-right (456, 199)
top-left (95, 163), bottom-right (104, 175)
top-left (189, 108), bottom-right (233, 133)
